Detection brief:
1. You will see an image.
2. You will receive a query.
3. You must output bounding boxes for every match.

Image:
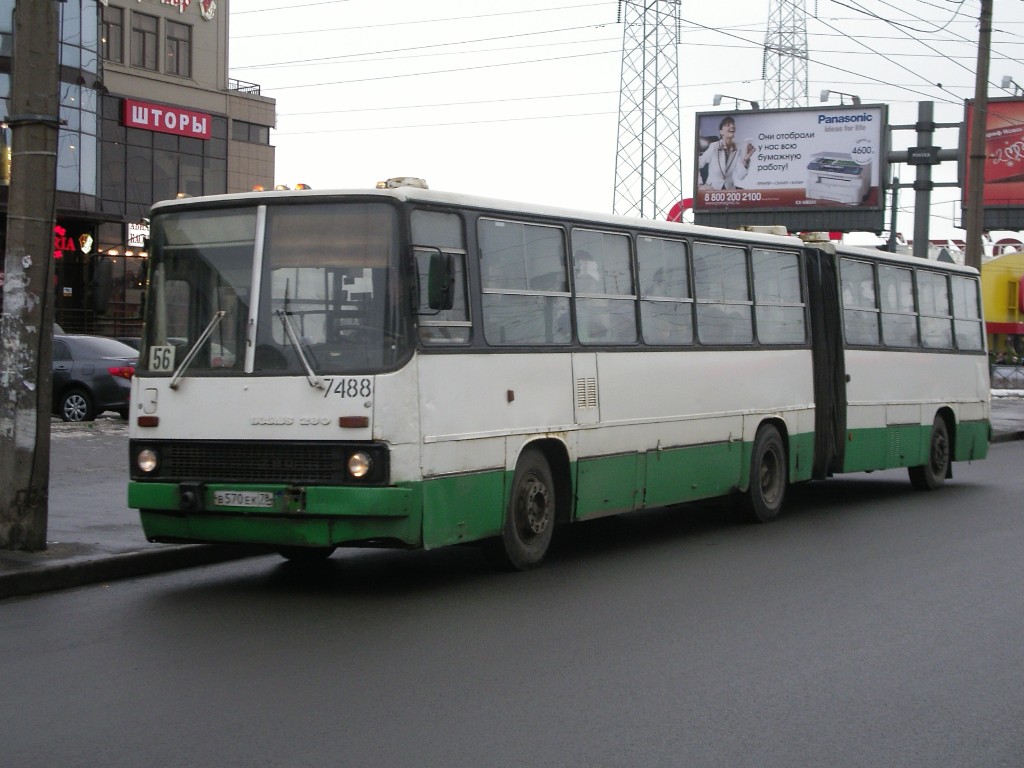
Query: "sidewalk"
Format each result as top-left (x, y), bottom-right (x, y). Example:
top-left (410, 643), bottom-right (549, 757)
top-left (2, 396), bottom-right (1023, 600)
top-left (0, 416), bottom-right (267, 600)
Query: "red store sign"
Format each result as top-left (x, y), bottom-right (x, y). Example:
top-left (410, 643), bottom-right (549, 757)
top-left (123, 98), bottom-right (212, 140)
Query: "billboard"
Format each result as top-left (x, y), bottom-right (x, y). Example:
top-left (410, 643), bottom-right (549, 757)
top-left (693, 104), bottom-right (887, 232)
top-left (963, 97), bottom-right (1024, 230)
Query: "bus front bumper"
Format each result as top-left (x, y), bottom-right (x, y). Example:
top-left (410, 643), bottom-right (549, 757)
top-left (129, 481), bottom-right (421, 548)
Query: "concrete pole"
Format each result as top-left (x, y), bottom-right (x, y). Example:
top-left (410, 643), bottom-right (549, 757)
top-left (965, 0), bottom-right (992, 271)
top-left (912, 102), bottom-right (934, 259)
top-left (0, 1), bottom-right (61, 550)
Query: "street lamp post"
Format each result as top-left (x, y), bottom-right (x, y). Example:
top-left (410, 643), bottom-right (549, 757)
top-left (712, 94), bottom-right (760, 110)
top-left (820, 89), bottom-right (862, 106)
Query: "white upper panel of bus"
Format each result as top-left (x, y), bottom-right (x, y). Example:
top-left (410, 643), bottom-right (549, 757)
top-left (148, 185), bottom-right (978, 276)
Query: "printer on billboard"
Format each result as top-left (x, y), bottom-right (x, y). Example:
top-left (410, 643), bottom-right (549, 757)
top-left (805, 152), bottom-right (871, 205)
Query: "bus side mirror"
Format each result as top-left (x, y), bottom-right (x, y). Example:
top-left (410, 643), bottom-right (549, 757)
top-left (428, 252), bottom-right (454, 311)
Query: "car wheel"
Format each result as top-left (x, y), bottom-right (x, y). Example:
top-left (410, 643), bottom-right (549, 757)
top-left (61, 388), bottom-right (95, 422)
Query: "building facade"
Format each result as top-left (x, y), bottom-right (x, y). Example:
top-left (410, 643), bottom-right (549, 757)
top-left (0, 0), bottom-right (276, 336)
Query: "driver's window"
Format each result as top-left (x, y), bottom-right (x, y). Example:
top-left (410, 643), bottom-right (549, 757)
top-left (412, 210), bottom-right (470, 345)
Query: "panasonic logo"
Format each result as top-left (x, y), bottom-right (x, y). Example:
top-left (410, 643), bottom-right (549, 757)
top-left (818, 113), bottom-right (873, 124)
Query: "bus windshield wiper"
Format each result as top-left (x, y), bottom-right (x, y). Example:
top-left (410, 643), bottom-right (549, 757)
top-left (169, 310), bottom-right (226, 390)
top-left (275, 309), bottom-right (324, 389)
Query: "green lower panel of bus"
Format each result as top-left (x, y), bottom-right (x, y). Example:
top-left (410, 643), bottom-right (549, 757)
top-left (420, 469), bottom-right (506, 549)
top-left (842, 418), bottom-right (990, 473)
top-left (577, 441), bottom-right (747, 519)
top-left (130, 419), bottom-right (986, 551)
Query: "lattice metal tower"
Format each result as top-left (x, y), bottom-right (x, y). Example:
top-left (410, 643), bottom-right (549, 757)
top-left (612, 0), bottom-right (683, 219)
top-left (762, 0), bottom-right (809, 109)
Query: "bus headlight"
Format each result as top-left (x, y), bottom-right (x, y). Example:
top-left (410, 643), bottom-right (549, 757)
top-left (348, 451), bottom-right (372, 479)
top-left (137, 448), bottom-right (159, 474)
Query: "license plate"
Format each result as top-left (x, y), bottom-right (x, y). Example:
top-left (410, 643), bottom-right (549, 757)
top-left (213, 490), bottom-right (274, 508)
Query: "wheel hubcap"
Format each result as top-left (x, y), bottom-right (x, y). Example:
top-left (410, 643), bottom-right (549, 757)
top-left (932, 431), bottom-right (949, 473)
top-left (760, 448), bottom-right (782, 503)
top-left (65, 396), bottom-right (86, 421)
top-left (517, 477), bottom-right (550, 538)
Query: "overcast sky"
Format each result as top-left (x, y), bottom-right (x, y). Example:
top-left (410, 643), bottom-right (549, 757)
top-left (227, 0), bottom-right (1024, 241)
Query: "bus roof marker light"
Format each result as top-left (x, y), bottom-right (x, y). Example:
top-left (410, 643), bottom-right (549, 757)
top-left (376, 177), bottom-right (428, 189)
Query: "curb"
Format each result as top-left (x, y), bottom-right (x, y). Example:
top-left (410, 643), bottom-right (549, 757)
top-left (0, 544), bottom-right (268, 601)
top-left (991, 430), bottom-right (1024, 444)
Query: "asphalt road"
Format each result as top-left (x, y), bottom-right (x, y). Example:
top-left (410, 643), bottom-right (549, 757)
top-left (3, 443), bottom-right (1023, 768)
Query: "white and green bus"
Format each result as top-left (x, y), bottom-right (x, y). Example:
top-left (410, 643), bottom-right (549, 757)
top-left (127, 181), bottom-right (990, 569)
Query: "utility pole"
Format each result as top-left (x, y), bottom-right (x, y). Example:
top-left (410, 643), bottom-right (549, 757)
top-left (965, 0), bottom-right (992, 271)
top-left (0, 1), bottom-right (61, 551)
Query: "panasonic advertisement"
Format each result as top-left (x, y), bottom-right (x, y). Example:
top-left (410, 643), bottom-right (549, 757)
top-left (693, 104), bottom-right (887, 228)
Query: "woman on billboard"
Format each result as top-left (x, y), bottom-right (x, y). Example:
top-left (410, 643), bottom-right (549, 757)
top-left (697, 115), bottom-right (755, 190)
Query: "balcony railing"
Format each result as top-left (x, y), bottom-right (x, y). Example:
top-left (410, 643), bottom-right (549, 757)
top-left (228, 78), bottom-right (262, 95)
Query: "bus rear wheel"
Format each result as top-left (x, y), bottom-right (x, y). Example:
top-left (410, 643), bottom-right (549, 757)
top-left (745, 424), bottom-right (787, 523)
top-left (909, 415), bottom-right (950, 491)
top-left (498, 448), bottom-right (556, 570)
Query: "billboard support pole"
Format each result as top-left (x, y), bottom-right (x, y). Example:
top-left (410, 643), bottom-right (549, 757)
top-left (888, 104), bottom-right (959, 258)
top-left (887, 178), bottom-right (900, 252)
top-left (912, 101), bottom-right (935, 259)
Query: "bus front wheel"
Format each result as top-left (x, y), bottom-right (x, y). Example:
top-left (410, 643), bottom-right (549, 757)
top-left (498, 448), bottom-right (556, 570)
top-left (909, 415), bottom-right (950, 491)
top-left (745, 424), bottom-right (787, 523)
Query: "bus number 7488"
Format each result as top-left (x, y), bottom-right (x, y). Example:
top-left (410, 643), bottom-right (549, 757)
top-left (322, 378), bottom-right (373, 399)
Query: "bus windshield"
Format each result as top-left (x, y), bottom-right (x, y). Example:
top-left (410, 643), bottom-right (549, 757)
top-left (141, 201), bottom-right (410, 376)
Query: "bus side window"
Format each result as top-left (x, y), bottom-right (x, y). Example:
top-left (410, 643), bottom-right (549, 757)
top-left (917, 270), bottom-right (954, 349)
top-left (753, 248), bottom-right (805, 344)
top-left (637, 236), bottom-right (694, 346)
top-left (479, 218), bottom-right (571, 346)
top-left (879, 265), bottom-right (918, 347)
top-left (693, 241), bottom-right (752, 345)
top-left (840, 258), bottom-right (880, 346)
top-left (951, 275), bottom-right (984, 350)
top-left (572, 228), bottom-right (637, 345)
top-left (411, 210), bottom-right (472, 345)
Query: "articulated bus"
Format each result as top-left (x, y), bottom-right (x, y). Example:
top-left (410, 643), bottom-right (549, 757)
top-left (127, 181), bottom-right (990, 569)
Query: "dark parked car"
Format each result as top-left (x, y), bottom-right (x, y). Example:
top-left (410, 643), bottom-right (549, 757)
top-left (52, 335), bottom-right (137, 422)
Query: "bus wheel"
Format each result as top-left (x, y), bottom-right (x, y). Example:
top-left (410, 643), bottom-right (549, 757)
top-left (499, 448), bottom-right (556, 570)
top-left (745, 424), bottom-right (787, 523)
top-left (909, 415), bottom-right (950, 491)
top-left (277, 545), bottom-right (336, 563)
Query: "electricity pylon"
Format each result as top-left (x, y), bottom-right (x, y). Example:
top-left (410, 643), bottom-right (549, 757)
top-left (763, 0), bottom-right (809, 109)
top-left (612, 0), bottom-right (683, 220)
